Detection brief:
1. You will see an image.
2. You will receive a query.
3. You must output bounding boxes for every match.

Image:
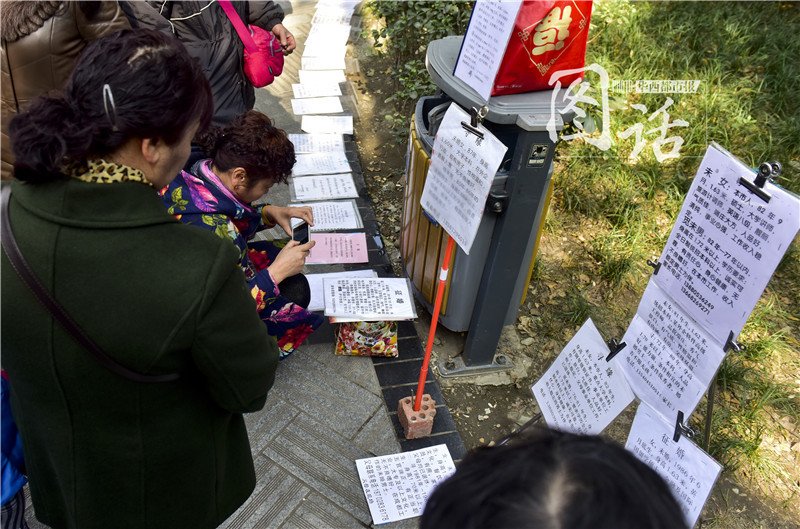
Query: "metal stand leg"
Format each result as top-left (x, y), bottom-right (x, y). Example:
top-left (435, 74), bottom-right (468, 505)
top-left (704, 377), bottom-right (716, 451)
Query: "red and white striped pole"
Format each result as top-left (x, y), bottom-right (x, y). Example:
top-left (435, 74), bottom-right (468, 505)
top-left (413, 234), bottom-right (456, 412)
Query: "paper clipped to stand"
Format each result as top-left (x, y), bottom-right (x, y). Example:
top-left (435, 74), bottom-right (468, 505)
top-left (323, 277), bottom-right (416, 321)
top-left (419, 104), bottom-right (507, 254)
top-left (532, 318), bottom-right (634, 435)
top-left (626, 404), bottom-right (722, 528)
top-left (306, 232), bottom-right (368, 265)
top-left (453, 0), bottom-right (522, 102)
top-left (654, 143), bottom-right (800, 345)
top-left (618, 280), bottom-right (725, 424)
top-left (356, 445), bottom-right (456, 524)
top-left (306, 269), bottom-right (377, 312)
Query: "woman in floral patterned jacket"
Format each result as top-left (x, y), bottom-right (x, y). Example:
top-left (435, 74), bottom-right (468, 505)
top-left (161, 110), bottom-right (323, 358)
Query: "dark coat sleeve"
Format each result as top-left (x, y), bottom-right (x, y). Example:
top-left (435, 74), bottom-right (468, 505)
top-left (247, 1), bottom-right (284, 30)
top-left (74, 1), bottom-right (131, 41)
top-left (118, 1), bottom-right (174, 33)
top-left (191, 242), bottom-right (279, 414)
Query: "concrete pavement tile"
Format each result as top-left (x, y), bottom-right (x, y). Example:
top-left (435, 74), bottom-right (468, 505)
top-left (353, 407), bottom-right (403, 456)
top-left (247, 396), bottom-right (302, 453)
top-left (220, 455), bottom-right (310, 529)
top-left (314, 350), bottom-right (383, 396)
top-left (378, 516), bottom-right (422, 529)
top-left (272, 348), bottom-right (383, 438)
top-left (263, 414), bottom-right (373, 523)
top-left (279, 493), bottom-right (368, 529)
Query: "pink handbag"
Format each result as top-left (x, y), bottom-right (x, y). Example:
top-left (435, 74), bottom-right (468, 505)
top-left (218, 0), bottom-right (284, 88)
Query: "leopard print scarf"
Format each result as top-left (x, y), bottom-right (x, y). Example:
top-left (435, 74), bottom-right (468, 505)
top-left (65, 160), bottom-right (154, 188)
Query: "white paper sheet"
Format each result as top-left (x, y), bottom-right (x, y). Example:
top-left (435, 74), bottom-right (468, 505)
top-left (291, 96), bottom-right (344, 115)
top-left (620, 315), bottom-right (709, 422)
top-left (299, 69), bottom-right (346, 85)
top-left (303, 42), bottom-right (347, 60)
top-left (532, 319), bottom-right (635, 435)
top-left (654, 143), bottom-right (800, 344)
top-left (453, 0), bottom-right (523, 101)
top-left (312, 7), bottom-right (354, 26)
top-left (301, 55), bottom-right (347, 71)
top-left (419, 104), bottom-right (508, 254)
top-left (636, 280), bottom-right (726, 388)
top-left (291, 173), bottom-right (358, 201)
top-left (292, 83), bottom-right (343, 99)
top-left (302, 115), bottom-right (353, 135)
top-left (288, 133), bottom-right (345, 154)
top-left (356, 445), bottom-right (456, 525)
top-left (290, 200), bottom-right (363, 231)
top-left (306, 269), bottom-right (377, 311)
top-left (626, 404), bottom-right (722, 528)
top-left (292, 152), bottom-right (350, 176)
top-left (323, 277), bottom-right (416, 321)
top-left (305, 22), bottom-right (351, 46)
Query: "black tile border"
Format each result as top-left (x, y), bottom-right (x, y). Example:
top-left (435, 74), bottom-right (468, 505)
top-left (310, 125), bottom-right (465, 461)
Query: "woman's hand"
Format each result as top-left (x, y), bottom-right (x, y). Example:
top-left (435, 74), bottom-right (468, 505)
top-left (264, 205), bottom-right (314, 237)
top-left (271, 23), bottom-right (296, 55)
top-left (268, 240), bottom-right (315, 284)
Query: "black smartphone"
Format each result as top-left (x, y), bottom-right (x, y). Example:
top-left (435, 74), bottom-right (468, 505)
top-left (292, 221), bottom-right (309, 244)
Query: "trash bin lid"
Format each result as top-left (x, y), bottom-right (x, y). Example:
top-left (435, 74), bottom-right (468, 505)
top-left (426, 36), bottom-right (575, 131)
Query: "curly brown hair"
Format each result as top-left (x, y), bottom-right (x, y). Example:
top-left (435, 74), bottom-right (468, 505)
top-left (197, 110), bottom-right (295, 184)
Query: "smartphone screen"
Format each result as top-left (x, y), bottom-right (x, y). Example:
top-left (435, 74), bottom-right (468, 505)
top-left (292, 221), bottom-right (309, 244)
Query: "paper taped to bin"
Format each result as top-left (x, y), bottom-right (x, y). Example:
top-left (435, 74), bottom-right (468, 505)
top-left (419, 104), bottom-right (508, 254)
top-left (357, 445), bottom-right (456, 524)
top-left (302, 115), bottom-right (353, 135)
top-left (306, 269), bottom-right (377, 312)
top-left (323, 277), bottom-right (417, 321)
top-left (290, 200), bottom-right (363, 231)
top-left (291, 152), bottom-right (350, 176)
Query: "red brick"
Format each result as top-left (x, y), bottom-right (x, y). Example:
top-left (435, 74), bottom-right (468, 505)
top-left (397, 394), bottom-right (437, 439)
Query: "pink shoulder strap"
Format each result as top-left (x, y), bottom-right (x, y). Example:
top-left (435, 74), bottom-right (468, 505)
top-left (218, 0), bottom-right (258, 53)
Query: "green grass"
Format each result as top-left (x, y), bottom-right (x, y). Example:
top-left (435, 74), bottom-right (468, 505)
top-left (554, 0), bottom-right (800, 505)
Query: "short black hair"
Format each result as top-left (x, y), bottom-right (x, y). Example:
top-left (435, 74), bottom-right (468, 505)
top-left (421, 427), bottom-right (688, 529)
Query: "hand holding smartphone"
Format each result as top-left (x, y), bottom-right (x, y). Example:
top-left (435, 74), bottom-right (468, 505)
top-left (292, 221), bottom-right (309, 244)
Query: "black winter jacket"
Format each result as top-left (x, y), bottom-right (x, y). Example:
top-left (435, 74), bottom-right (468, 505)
top-left (121, 1), bottom-right (284, 125)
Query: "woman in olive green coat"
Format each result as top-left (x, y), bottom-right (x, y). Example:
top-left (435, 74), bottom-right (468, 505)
top-left (1, 29), bottom-right (279, 529)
